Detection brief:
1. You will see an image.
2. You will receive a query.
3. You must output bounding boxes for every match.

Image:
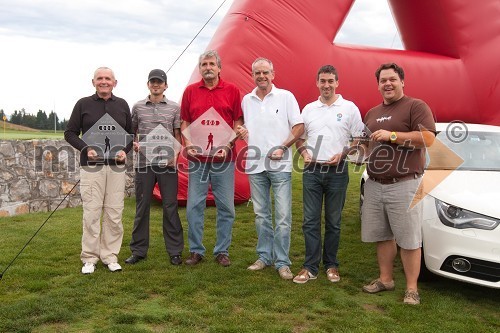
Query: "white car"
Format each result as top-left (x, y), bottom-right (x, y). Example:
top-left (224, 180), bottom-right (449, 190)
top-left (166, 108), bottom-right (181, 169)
top-left (359, 123), bottom-right (500, 288)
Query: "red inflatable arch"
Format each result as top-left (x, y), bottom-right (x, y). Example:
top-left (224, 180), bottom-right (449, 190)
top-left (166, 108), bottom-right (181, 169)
top-left (192, 0), bottom-right (500, 125)
top-left (157, 0), bottom-right (500, 205)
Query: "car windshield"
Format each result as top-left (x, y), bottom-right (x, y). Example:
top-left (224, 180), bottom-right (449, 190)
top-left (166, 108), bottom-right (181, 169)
top-left (430, 131), bottom-right (500, 171)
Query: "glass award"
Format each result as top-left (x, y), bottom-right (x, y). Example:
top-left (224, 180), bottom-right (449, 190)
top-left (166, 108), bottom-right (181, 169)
top-left (345, 125), bottom-right (375, 164)
top-left (81, 113), bottom-right (132, 161)
top-left (181, 107), bottom-right (236, 156)
top-left (136, 124), bottom-right (181, 165)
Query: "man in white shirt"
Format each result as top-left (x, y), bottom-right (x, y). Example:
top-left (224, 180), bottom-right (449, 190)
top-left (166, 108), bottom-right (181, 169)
top-left (240, 57), bottom-right (304, 280)
top-left (293, 65), bottom-right (364, 284)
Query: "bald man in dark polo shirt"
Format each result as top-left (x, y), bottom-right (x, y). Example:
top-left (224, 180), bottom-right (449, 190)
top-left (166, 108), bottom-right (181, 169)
top-left (65, 67), bottom-right (132, 275)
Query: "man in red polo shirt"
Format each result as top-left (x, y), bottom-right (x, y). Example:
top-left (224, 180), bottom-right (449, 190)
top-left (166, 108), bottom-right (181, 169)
top-left (180, 50), bottom-right (244, 267)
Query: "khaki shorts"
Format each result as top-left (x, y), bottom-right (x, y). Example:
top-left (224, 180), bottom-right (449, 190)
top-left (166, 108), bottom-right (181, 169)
top-left (361, 177), bottom-right (423, 250)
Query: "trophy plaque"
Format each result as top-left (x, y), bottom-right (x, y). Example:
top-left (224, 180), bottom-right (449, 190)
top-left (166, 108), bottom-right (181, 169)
top-left (82, 113), bottom-right (132, 160)
top-left (137, 124), bottom-right (181, 165)
top-left (181, 107), bottom-right (236, 156)
top-left (345, 125), bottom-right (375, 164)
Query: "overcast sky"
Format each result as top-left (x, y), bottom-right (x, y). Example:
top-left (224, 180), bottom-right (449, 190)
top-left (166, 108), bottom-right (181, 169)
top-left (0, 0), bottom-right (402, 121)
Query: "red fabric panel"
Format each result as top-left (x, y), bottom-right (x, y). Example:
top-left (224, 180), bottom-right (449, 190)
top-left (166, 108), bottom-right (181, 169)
top-left (187, 0), bottom-right (500, 125)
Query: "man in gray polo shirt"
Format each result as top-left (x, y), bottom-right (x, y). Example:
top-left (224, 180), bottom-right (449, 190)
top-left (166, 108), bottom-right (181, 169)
top-left (125, 69), bottom-right (184, 266)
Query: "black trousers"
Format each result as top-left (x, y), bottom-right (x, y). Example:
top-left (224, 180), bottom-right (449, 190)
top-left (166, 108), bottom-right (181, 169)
top-left (129, 166), bottom-right (184, 257)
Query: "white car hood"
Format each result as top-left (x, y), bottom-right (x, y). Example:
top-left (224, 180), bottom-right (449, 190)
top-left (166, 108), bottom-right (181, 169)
top-left (427, 170), bottom-right (500, 219)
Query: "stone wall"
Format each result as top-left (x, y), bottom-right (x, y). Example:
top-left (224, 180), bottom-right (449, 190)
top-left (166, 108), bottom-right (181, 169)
top-left (0, 139), bottom-right (135, 217)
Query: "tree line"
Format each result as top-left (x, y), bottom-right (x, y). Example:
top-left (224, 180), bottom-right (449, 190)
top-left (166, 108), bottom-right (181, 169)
top-left (0, 109), bottom-right (68, 131)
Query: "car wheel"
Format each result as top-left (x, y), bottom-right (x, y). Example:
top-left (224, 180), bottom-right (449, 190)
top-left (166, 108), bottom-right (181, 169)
top-left (418, 245), bottom-right (436, 282)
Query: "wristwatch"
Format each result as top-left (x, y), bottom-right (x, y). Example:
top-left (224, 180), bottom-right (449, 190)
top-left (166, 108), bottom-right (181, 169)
top-left (390, 131), bottom-right (397, 143)
top-left (280, 145), bottom-right (288, 151)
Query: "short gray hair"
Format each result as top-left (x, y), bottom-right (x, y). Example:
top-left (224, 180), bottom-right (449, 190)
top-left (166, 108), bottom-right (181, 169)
top-left (199, 50), bottom-right (222, 68)
top-left (93, 67), bottom-right (115, 80)
top-left (251, 57), bottom-right (274, 72)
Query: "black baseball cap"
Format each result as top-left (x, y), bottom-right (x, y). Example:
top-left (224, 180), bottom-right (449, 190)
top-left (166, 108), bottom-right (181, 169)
top-left (148, 69), bottom-right (167, 82)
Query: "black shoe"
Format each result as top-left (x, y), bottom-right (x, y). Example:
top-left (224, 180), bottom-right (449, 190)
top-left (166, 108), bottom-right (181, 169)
top-left (170, 255), bottom-right (182, 265)
top-left (125, 255), bottom-right (145, 265)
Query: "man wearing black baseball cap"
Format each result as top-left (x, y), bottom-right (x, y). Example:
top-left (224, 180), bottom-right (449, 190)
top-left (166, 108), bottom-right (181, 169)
top-left (125, 68), bottom-right (184, 266)
top-left (148, 69), bottom-right (167, 82)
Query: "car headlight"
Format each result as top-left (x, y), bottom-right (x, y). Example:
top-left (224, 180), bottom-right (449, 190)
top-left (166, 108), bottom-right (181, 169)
top-left (435, 199), bottom-right (500, 230)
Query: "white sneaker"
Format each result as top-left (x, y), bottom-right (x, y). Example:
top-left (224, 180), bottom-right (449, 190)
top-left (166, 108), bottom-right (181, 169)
top-left (278, 266), bottom-right (294, 280)
top-left (247, 259), bottom-right (267, 271)
top-left (81, 262), bottom-right (96, 274)
top-left (107, 262), bottom-right (122, 272)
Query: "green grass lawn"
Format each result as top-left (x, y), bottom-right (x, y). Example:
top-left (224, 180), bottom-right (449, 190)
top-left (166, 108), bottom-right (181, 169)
top-left (0, 166), bottom-right (499, 332)
top-left (1, 129), bottom-right (64, 140)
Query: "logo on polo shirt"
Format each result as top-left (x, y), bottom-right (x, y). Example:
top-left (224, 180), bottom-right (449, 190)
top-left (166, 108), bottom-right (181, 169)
top-left (376, 115), bottom-right (392, 123)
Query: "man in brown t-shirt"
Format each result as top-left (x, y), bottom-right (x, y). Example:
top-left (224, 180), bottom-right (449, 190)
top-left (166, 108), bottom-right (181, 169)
top-left (361, 63), bottom-right (436, 305)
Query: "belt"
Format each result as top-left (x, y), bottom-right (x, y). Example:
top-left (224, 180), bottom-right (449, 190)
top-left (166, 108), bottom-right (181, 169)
top-left (304, 161), bottom-right (346, 171)
top-left (369, 173), bottom-right (421, 184)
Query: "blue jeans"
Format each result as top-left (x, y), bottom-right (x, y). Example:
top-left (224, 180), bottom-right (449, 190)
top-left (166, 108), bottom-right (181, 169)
top-left (248, 171), bottom-right (292, 270)
top-left (302, 163), bottom-right (349, 275)
top-left (186, 161), bottom-right (235, 257)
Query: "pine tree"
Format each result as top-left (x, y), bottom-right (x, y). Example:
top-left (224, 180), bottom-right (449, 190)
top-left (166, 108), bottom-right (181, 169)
top-left (36, 110), bottom-right (48, 129)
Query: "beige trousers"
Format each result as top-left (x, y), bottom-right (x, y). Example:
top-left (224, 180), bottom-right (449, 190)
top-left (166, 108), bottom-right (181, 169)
top-left (80, 165), bottom-right (126, 264)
